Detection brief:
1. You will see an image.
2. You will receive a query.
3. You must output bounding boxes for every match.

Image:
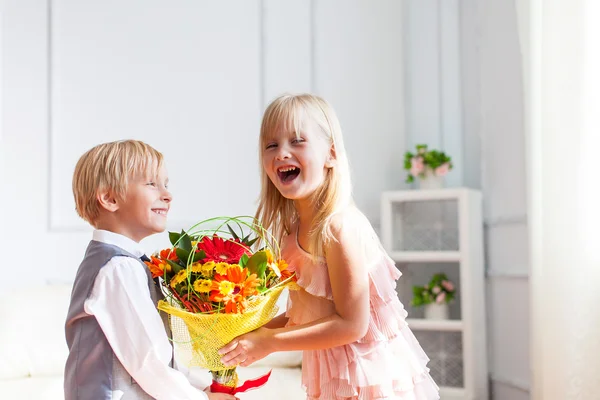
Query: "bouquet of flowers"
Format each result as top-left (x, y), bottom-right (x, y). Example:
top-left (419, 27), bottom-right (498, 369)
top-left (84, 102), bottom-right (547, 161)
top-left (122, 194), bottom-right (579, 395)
top-left (411, 273), bottom-right (456, 306)
top-left (143, 216), bottom-right (295, 395)
top-left (404, 144), bottom-right (453, 183)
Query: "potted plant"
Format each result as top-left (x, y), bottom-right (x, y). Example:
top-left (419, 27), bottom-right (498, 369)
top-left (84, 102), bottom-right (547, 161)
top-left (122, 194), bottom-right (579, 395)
top-left (411, 273), bottom-right (456, 320)
top-left (404, 144), bottom-right (452, 189)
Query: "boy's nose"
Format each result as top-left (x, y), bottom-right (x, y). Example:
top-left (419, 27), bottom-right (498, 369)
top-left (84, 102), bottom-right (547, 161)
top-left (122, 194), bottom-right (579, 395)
top-left (161, 189), bottom-right (172, 203)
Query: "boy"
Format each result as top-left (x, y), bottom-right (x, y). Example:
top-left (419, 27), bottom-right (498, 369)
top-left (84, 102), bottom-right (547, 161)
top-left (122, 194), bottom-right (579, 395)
top-left (65, 140), bottom-right (237, 400)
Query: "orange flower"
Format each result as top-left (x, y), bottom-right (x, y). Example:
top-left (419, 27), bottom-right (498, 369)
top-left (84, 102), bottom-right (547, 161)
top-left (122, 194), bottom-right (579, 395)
top-left (224, 265), bottom-right (246, 284)
top-left (234, 295), bottom-right (250, 313)
top-left (223, 266), bottom-right (261, 297)
top-left (160, 248), bottom-right (179, 261)
top-left (211, 280), bottom-right (235, 297)
top-left (277, 259), bottom-right (294, 280)
top-left (240, 274), bottom-right (261, 297)
top-left (225, 299), bottom-right (239, 314)
top-left (144, 256), bottom-right (171, 278)
top-left (208, 268), bottom-right (261, 313)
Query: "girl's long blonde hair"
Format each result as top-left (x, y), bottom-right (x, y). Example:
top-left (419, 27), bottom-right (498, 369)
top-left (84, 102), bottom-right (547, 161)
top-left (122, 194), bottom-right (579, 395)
top-left (255, 94), bottom-right (353, 257)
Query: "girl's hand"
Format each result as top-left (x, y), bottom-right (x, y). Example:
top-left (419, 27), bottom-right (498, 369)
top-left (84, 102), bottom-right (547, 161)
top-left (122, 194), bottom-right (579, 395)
top-left (219, 327), bottom-right (273, 367)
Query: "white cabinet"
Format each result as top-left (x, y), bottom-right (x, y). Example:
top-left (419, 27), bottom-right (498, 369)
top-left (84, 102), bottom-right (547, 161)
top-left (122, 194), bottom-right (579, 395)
top-left (381, 188), bottom-right (488, 400)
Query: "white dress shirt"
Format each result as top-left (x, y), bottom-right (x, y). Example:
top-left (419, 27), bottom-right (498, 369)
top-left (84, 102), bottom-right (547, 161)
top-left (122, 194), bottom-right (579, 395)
top-left (84, 230), bottom-right (210, 400)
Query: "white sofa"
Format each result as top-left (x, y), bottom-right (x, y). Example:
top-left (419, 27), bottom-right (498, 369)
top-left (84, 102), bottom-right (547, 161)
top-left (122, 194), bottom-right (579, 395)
top-left (0, 285), bottom-right (304, 400)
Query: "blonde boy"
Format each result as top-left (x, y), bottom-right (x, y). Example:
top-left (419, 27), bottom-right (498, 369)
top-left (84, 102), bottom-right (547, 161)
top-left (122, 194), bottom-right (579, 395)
top-left (64, 140), bottom-right (236, 400)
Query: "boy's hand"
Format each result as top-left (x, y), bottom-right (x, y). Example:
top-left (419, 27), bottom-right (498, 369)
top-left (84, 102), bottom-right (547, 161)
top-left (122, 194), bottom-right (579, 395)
top-left (205, 389), bottom-right (239, 400)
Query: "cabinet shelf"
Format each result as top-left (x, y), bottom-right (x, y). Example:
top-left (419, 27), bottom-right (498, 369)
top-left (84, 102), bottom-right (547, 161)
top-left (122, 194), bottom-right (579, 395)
top-left (381, 188), bottom-right (488, 399)
top-left (440, 386), bottom-right (466, 399)
top-left (389, 251), bottom-right (460, 263)
top-left (406, 318), bottom-right (463, 332)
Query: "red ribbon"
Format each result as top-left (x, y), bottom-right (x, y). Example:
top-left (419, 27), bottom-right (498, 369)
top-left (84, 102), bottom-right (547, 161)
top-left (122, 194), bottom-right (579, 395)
top-left (210, 370), bottom-right (272, 395)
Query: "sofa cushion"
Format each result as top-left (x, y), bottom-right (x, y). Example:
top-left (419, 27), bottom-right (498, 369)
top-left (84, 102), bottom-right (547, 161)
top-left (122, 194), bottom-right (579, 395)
top-left (0, 376), bottom-right (65, 400)
top-left (0, 367), bottom-right (305, 400)
top-left (0, 285), bottom-right (72, 380)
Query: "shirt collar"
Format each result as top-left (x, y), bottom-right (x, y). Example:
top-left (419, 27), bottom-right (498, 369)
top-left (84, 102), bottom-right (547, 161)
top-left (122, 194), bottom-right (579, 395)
top-left (92, 230), bottom-right (145, 258)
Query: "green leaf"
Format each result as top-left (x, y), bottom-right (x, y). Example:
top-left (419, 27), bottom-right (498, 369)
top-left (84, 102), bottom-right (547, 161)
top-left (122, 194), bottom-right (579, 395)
top-left (176, 248), bottom-right (191, 264)
top-left (257, 286), bottom-right (269, 294)
top-left (257, 261), bottom-right (268, 280)
top-left (169, 231), bottom-right (181, 246)
top-left (193, 250), bottom-right (206, 262)
top-left (239, 253), bottom-right (249, 268)
top-left (245, 250), bottom-right (268, 275)
top-left (227, 224), bottom-right (240, 241)
top-left (166, 259), bottom-right (184, 274)
top-left (178, 230), bottom-right (193, 252)
top-left (245, 237), bottom-right (259, 247)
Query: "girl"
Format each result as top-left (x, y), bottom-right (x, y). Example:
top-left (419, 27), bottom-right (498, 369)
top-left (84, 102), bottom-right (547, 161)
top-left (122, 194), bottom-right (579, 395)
top-left (219, 94), bottom-right (439, 399)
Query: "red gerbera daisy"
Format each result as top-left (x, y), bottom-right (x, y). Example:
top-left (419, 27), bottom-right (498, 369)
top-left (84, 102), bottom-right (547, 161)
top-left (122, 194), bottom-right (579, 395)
top-left (196, 235), bottom-right (251, 264)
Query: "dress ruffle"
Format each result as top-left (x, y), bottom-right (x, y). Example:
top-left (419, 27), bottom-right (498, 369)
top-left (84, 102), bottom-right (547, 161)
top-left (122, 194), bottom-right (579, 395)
top-left (282, 230), bottom-right (440, 400)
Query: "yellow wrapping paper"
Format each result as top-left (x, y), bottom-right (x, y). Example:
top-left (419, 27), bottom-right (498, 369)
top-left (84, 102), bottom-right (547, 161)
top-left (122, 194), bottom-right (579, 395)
top-left (158, 283), bottom-right (296, 371)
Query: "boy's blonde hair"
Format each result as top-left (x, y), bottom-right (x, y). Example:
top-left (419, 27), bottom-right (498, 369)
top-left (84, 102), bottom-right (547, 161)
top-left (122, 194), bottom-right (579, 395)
top-left (72, 140), bottom-right (163, 227)
top-left (256, 93), bottom-right (353, 257)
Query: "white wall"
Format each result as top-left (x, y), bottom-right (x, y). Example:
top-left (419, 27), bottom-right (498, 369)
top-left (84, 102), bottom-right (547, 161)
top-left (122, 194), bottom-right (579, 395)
top-left (406, 1), bottom-right (530, 399)
top-left (404, 0), bottom-right (464, 189)
top-left (477, 1), bottom-right (530, 398)
top-left (1, 0), bottom-right (405, 283)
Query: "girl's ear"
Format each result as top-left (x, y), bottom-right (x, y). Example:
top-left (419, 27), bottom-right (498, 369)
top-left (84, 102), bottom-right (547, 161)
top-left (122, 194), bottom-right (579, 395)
top-left (325, 143), bottom-right (337, 168)
top-left (97, 190), bottom-right (119, 212)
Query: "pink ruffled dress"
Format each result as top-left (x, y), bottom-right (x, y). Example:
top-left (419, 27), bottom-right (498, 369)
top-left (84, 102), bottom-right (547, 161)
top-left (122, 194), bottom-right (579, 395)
top-left (282, 226), bottom-right (440, 400)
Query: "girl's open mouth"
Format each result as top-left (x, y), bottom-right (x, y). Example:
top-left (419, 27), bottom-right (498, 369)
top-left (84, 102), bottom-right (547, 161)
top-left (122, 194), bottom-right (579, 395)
top-left (277, 166), bottom-right (300, 183)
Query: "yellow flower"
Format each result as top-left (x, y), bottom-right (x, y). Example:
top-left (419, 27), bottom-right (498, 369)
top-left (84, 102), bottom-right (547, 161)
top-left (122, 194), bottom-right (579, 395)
top-left (215, 262), bottom-right (229, 275)
top-left (190, 262), bottom-right (203, 273)
top-left (193, 279), bottom-right (212, 293)
top-left (265, 249), bottom-right (274, 264)
top-left (217, 281), bottom-right (235, 296)
top-left (201, 261), bottom-right (215, 276)
top-left (169, 270), bottom-right (188, 288)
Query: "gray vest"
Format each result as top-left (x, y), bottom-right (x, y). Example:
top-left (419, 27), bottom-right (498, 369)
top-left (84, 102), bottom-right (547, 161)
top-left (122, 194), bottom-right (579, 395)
top-left (64, 240), bottom-right (172, 400)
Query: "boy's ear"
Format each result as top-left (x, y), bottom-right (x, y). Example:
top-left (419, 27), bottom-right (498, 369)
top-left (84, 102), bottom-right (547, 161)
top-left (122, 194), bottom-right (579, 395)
top-left (97, 190), bottom-right (119, 212)
top-left (325, 144), bottom-right (337, 168)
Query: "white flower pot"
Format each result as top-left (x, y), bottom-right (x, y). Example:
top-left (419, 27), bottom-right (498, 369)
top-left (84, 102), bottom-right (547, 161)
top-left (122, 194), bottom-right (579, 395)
top-left (418, 169), bottom-right (445, 190)
top-left (424, 303), bottom-right (449, 320)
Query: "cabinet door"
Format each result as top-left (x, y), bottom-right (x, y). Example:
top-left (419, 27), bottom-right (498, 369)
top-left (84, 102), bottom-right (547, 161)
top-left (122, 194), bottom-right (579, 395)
top-left (388, 199), bottom-right (460, 253)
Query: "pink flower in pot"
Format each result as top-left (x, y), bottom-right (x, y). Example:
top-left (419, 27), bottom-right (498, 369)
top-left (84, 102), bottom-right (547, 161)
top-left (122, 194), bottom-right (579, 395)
top-left (441, 280), bottom-right (454, 292)
top-left (410, 157), bottom-right (425, 177)
top-left (435, 163), bottom-right (451, 177)
top-left (435, 292), bottom-right (446, 304)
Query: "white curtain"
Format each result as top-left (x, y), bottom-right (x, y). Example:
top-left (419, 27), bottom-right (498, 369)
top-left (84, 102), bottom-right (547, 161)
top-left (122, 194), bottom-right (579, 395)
top-left (521, 0), bottom-right (600, 398)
